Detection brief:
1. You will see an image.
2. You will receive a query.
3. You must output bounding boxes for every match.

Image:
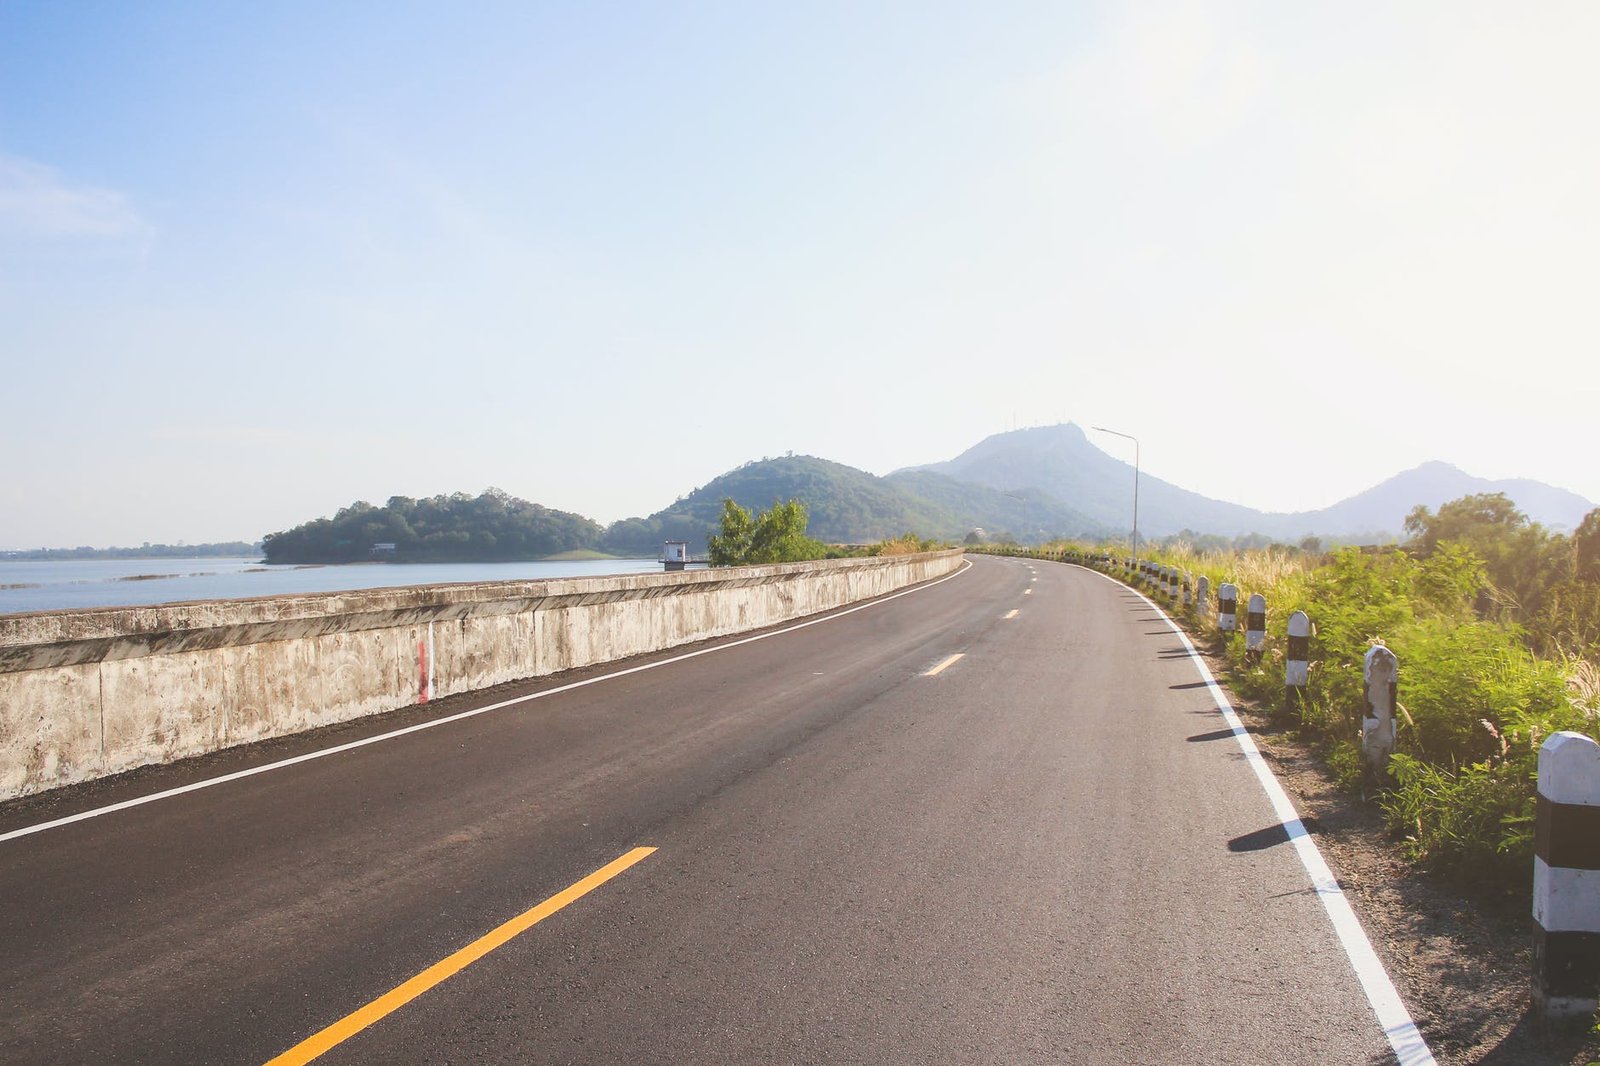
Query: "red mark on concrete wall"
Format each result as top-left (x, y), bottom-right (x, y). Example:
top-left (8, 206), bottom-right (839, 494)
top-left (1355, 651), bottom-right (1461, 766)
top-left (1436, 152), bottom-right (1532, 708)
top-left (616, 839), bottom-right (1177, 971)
top-left (418, 640), bottom-right (430, 703)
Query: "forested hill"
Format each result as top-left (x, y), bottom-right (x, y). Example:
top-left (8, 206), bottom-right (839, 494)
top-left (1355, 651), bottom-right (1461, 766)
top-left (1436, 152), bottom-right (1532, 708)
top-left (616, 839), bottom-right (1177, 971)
top-left (598, 455), bottom-right (1106, 556)
top-left (261, 489), bottom-right (603, 563)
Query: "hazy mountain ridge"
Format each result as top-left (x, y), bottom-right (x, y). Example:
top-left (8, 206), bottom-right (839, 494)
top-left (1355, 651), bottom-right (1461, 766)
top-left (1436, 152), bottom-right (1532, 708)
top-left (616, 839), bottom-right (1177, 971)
top-left (901, 424), bottom-right (1596, 539)
top-left (247, 427), bottom-right (1595, 562)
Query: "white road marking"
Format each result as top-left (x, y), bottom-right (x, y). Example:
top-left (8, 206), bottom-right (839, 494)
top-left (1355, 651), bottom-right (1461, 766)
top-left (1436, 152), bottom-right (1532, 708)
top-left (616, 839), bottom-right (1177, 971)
top-left (1024, 588), bottom-right (1033, 595)
top-left (2, 560), bottom-right (976, 845)
top-left (1003, 609), bottom-right (1020, 619)
top-left (923, 653), bottom-right (965, 677)
top-left (1074, 564), bottom-right (1437, 1066)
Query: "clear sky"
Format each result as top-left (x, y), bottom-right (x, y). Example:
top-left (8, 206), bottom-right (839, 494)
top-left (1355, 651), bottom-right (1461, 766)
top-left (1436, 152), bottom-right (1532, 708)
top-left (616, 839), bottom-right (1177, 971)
top-left (3, 2), bottom-right (1597, 548)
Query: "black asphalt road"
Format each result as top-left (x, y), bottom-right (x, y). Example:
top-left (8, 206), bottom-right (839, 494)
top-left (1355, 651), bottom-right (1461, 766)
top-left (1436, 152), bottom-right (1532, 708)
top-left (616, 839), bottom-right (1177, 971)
top-left (0, 556), bottom-right (1398, 1064)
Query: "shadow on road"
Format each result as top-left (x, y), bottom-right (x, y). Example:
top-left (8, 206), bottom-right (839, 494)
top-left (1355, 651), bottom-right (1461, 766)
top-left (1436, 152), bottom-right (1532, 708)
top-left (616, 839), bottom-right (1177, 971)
top-left (1187, 728), bottom-right (1236, 743)
top-left (1170, 681), bottom-right (1210, 690)
top-left (1228, 818), bottom-right (1320, 852)
top-left (1228, 824), bottom-right (1290, 852)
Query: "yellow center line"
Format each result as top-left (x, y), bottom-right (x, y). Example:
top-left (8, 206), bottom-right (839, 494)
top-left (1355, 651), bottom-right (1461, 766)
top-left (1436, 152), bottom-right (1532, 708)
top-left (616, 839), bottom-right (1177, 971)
top-left (264, 846), bottom-right (658, 1066)
top-left (1024, 588), bottom-right (1034, 595)
top-left (923, 653), bottom-right (964, 677)
top-left (1003, 609), bottom-right (1020, 619)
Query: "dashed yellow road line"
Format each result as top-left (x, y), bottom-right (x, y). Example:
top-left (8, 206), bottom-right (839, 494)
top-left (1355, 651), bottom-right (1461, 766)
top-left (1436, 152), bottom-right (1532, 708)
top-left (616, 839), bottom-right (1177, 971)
top-left (923, 653), bottom-right (964, 677)
top-left (1003, 609), bottom-right (1020, 619)
top-left (264, 846), bottom-right (658, 1065)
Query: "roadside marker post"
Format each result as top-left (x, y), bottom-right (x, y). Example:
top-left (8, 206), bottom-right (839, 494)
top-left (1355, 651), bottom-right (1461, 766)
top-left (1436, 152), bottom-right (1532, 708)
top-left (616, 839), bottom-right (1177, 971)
top-left (1285, 610), bottom-right (1310, 712)
top-left (1217, 583), bottom-right (1238, 632)
top-left (1361, 645), bottom-right (1398, 771)
top-left (1196, 576), bottom-right (1210, 623)
top-left (1533, 732), bottom-right (1600, 1022)
top-left (1245, 594), bottom-right (1267, 664)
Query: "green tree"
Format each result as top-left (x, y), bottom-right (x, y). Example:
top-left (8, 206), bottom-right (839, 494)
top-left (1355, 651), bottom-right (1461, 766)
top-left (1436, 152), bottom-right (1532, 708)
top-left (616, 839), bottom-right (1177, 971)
top-left (1404, 493), bottom-right (1568, 620)
top-left (707, 498), bottom-right (828, 566)
top-left (1572, 507), bottom-right (1600, 583)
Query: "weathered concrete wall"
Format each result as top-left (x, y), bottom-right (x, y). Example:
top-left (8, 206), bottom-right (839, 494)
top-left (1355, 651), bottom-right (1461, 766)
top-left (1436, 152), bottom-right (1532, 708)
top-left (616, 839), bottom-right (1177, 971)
top-left (0, 549), bottom-right (964, 800)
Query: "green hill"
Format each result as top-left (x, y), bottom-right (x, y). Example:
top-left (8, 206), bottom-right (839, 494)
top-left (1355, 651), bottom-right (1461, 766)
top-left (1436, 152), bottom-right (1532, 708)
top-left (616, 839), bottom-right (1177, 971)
top-left (601, 455), bottom-right (1106, 556)
top-left (262, 489), bottom-right (603, 563)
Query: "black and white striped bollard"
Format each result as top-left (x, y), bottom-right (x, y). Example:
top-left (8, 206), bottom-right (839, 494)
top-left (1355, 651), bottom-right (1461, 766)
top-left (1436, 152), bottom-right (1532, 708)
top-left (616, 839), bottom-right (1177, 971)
top-left (1361, 645), bottom-right (1398, 771)
top-left (1181, 575), bottom-right (1192, 610)
top-left (1285, 610), bottom-right (1310, 712)
top-left (1217, 583), bottom-right (1238, 632)
top-left (1534, 731), bottom-right (1600, 1021)
top-left (1245, 594), bottom-right (1266, 664)
top-left (1168, 568), bottom-right (1181, 604)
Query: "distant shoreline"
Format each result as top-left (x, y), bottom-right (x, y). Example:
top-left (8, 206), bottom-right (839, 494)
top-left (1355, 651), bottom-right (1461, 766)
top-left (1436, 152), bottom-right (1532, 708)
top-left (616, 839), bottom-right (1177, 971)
top-left (0, 542), bottom-right (261, 562)
top-left (1, 548), bottom-right (631, 565)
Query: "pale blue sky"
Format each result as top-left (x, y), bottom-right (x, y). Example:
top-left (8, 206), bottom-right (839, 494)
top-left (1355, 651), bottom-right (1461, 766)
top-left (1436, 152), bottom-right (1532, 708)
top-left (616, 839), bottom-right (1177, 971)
top-left (4, 2), bottom-right (1597, 547)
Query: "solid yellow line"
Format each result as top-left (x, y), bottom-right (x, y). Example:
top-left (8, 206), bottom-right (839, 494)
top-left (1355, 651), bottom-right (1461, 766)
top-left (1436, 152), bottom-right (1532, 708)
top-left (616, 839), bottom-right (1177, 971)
top-left (923, 653), bottom-right (964, 677)
top-left (264, 846), bottom-right (658, 1066)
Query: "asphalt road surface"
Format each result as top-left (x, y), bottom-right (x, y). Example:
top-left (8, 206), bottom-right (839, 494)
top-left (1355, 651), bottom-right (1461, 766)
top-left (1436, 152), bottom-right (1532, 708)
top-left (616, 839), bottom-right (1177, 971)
top-left (0, 555), bottom-right (1417, 1064)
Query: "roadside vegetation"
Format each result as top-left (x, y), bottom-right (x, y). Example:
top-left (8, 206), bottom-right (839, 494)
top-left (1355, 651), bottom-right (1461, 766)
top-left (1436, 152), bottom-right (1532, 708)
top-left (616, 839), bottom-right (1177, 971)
top-left (993, 493), bottom-right (1600, 896)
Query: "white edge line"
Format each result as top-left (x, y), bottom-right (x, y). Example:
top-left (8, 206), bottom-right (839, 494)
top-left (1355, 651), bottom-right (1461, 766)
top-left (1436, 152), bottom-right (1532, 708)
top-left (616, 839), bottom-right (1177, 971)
top-left (1074, 563), bottom-right (1437, 1066)
top-left (2, 559), bottom-right (975, 845)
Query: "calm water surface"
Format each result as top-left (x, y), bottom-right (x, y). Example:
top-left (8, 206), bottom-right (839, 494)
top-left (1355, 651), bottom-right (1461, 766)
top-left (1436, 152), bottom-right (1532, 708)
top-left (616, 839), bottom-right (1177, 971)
top-left (0, 557), bottom-right (661, 615)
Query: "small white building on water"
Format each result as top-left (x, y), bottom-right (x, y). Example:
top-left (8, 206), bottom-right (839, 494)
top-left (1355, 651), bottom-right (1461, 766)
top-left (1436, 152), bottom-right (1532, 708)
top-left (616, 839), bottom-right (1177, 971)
top-left (663, 541), bottom-right (690, 571)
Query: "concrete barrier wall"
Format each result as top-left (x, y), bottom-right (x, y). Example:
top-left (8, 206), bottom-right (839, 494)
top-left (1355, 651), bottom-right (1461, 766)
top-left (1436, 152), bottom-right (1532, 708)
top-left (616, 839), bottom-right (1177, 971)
top-left (0, 549), bottom-right (965, 800)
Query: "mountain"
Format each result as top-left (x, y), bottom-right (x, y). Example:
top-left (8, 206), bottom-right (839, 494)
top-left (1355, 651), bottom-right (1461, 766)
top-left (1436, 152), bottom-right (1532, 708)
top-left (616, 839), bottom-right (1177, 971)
top-left (901, 424), bottom-right (1268, 537)
top-left (600, 455), bottom-right (1106, 555)
top-left (901, 424), bottom-right (1596, 540)
top-left (1301, 461), bottom-right (1597, 538)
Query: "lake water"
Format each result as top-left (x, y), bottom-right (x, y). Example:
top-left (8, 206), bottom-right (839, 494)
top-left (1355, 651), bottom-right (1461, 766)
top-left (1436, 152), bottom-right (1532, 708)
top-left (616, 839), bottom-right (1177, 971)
top-left (0, 557), bottom-right (663, 615)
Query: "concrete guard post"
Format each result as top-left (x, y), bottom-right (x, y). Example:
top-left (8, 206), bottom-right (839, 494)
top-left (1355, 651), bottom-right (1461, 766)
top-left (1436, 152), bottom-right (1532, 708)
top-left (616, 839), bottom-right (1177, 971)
top-left (1245, 593), bottom-right (1267, 664)
top-left (1196, 576), bottom-right (1210, 622)
top-left (1181, 574), bottom-right (1192, 610)
top-left (1534, 731), bottom-right (1600, 1021)
top-left (1217, 583), bottom-right (1239, 632)
top-left (1361, 645), bottom-right (1398, 771)
top-left (1285, 610), bottom-right (1310, 712)
top-left (1167, 567), bottom-right (1180, 604)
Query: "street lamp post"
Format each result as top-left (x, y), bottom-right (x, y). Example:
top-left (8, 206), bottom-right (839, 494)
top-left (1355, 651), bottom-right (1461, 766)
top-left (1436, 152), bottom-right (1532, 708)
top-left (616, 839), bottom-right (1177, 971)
top-left (1091, 426), bottom-right (1139, 574)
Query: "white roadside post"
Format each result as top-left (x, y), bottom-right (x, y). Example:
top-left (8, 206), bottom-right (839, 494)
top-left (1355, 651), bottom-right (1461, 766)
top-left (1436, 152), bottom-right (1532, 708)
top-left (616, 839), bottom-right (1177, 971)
top-left (1285, 610), bottom-right (1310, 712)
top-left (1361, 645), bottom-right (1399, 772)
top-left (1217, 583), bottom-right (1238, 632)
top-left (1533, 732), bottom-right (1600, 1021)
top-left (1196, 576), bottom-right (1210, 622)
top-left (1245, 594), bottom-right (1267, 664)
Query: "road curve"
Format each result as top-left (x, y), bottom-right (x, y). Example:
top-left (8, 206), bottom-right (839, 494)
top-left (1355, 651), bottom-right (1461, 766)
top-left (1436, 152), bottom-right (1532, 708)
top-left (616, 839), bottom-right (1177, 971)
top-left (0, 555), bottom-right (1405, 1064)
